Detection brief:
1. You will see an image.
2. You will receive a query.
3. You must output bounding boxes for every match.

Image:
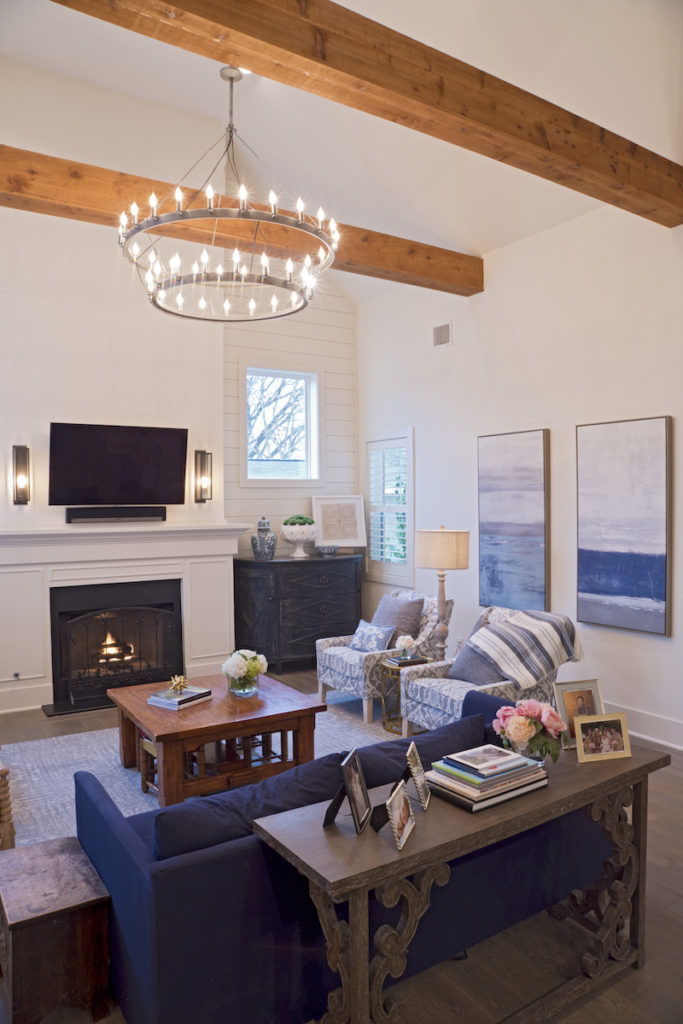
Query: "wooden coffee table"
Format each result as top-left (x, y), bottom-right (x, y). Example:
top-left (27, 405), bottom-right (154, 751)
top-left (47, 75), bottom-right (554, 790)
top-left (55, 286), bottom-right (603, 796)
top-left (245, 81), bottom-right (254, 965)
top-left (108, 674), bottom-right (326, 806)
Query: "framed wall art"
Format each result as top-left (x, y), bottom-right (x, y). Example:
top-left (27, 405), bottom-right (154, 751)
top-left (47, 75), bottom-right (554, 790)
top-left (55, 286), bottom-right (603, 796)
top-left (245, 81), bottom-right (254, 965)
top-left (312, 494), bottom-right (367, 547)
top-left (576, 416), bottom-right (671, 636)
top-left (478, 429), bottom-right (549, 611)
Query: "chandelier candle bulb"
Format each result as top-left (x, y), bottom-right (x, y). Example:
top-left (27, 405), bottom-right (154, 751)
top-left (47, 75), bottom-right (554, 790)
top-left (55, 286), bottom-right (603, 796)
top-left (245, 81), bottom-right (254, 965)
top-left (296, 197), bottom-right (304, 221)
top-left (232, 248), bottom-right (240, 272)
top-left (223, 299), bottom-right (230, 315)
top-left (238, 184), bottom-right (247, 212)
top-left (199, 297), bottom-right (206, 311)
top-left (249, 298), bottom-right (256, 316)
top-left (130, 202), bottom-right (139, 225)
top-left (149, 192), bottom-right (158, 217)
top-left (271, 295), bottom-right (278, 313)
top-left (216, 264), bottom-right (223, 279)
top-left (192, 262), bottom-right (199, 277)
top-left (174, 187), bottom-right (183, 213)
top-left (317, 207), bottom-right (324, 228)
top-left (286, 258), bottom-right (293, 281)
top-left (200, 249), bottom-right (209, 270)
top-left (269, 190), bottom-right (277, 215)
top-left (205, 184), bottom-right (214, 209)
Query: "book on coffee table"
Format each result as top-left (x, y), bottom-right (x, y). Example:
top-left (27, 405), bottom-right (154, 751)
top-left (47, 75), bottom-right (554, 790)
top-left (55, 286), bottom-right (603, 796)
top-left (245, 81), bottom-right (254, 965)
top-left (147, 685), bottom-right (212, 710)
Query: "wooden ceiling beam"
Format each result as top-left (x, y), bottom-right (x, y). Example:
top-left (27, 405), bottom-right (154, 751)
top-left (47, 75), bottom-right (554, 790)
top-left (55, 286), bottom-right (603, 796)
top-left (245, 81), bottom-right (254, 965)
top-left (50, 0), bottom-right (683, 227)
top-left (0, 146), bottom-right (483, 296)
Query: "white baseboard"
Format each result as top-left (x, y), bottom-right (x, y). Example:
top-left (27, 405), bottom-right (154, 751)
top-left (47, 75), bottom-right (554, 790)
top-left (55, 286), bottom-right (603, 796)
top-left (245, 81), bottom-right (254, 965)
top-left (603, 700), bottom-right (683, 752)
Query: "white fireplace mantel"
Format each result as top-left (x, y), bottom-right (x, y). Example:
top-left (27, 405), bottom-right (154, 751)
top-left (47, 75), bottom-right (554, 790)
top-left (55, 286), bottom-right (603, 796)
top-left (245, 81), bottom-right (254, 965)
top-left (0, 522), bottom-right (251, 714)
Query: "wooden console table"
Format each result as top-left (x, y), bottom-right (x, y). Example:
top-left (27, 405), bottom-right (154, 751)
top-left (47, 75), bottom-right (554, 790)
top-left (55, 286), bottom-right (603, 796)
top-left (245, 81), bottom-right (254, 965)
top-left (255, 741), bottom-right (670, 1024)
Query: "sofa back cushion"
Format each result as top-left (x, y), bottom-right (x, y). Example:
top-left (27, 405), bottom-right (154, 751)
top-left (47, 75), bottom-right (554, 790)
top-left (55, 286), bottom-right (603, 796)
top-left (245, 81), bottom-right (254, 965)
top-left (356, 715), bottom-right (485, 788)
top-left (154, 751), bottom-right (347, 859)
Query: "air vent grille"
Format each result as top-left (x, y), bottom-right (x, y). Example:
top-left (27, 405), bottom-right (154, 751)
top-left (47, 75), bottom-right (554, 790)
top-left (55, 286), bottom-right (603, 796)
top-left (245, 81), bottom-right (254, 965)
top-left (433, 322), bottom-right (452, 347)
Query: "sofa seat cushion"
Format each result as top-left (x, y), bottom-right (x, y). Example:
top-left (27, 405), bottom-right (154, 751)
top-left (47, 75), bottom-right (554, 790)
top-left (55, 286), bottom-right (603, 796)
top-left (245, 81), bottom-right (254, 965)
top-left (356, 715), bottom-right (485, 788)
top-left (404, 677), bottom-right (477, 719)
top-left (154, 751), bottom-right (347, 859)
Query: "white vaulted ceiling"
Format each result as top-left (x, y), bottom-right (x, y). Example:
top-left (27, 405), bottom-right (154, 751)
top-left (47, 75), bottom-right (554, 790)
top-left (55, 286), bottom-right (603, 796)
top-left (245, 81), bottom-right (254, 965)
top-left (1, 0), bottom-right (681, 304)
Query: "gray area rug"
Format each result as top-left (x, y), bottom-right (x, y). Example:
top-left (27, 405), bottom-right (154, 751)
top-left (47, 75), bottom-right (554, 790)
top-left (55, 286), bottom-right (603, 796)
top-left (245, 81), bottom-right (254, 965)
top-left (2, 695), bottom-right (390, 846)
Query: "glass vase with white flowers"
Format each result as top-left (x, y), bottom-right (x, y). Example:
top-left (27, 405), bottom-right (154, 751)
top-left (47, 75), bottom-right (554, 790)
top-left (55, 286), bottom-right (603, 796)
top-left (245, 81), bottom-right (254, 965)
top-left (222, 649), bottom-right (268, 697)
top-left (395, 635), bottom-right (416, 660)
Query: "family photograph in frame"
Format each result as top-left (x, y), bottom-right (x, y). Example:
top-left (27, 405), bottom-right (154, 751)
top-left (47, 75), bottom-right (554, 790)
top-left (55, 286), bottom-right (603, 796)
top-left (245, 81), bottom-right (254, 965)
top-left (386, 780), bottom-right (415, 850)
top-left (553, 679), bottom-right (604, 748)
top-left (575, 713), bottom-right (631, 763)
top-left (406, 740), bottom-right (430, 810)
top-left (341, 749), bottom-right (372, 834)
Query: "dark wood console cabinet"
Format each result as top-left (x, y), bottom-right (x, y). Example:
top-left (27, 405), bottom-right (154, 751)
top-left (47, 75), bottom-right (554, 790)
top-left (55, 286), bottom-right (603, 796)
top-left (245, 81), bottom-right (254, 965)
top-left (233, 555), bottom-right (362, 672)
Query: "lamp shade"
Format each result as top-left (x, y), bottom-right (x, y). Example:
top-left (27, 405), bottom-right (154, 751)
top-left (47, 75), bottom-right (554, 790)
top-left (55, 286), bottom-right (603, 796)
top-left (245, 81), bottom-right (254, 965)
top-left (415, 527), bottom-right (469, 570)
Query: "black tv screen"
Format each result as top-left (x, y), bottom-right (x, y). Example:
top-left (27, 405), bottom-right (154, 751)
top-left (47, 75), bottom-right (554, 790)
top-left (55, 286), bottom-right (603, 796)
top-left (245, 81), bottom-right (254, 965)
top-left (49, 422), bottom-right (188, 506)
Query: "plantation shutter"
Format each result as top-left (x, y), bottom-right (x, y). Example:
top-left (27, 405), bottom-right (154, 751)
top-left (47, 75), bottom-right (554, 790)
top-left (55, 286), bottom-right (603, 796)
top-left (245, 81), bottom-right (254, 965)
top-left (366, 434), bottom-right (413, 584)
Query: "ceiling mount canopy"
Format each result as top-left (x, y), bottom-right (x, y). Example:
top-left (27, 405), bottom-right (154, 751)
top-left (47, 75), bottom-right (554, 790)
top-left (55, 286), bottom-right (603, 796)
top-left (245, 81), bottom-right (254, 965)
top-left (118, 65), bottom-right (338, 323)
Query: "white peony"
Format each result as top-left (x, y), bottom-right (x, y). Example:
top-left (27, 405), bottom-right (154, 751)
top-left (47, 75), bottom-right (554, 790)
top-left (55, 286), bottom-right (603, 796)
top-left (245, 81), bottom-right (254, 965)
top-left (222, 652), bottom-right (248, 678)
top-left (256, 654), bottom-right (268, 673)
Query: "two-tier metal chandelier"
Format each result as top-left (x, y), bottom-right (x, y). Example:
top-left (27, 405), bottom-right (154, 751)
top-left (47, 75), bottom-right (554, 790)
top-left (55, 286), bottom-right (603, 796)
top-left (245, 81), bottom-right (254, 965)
top-left (118, 67), bottom-right (339, 323)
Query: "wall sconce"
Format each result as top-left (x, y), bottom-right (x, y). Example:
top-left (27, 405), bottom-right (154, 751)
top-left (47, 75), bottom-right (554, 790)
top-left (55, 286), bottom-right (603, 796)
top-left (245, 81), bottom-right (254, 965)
top-left (12, 445), bottom-right (31, 505)
top-left (194, 450), bottom-right (213, 503)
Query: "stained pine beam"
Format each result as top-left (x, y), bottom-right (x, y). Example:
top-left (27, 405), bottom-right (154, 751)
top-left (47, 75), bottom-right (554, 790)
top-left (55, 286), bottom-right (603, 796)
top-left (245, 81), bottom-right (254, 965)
top-left (50, 0), bottom-right (683, 227)
top-left (0, 146), bottom-right (483, 296)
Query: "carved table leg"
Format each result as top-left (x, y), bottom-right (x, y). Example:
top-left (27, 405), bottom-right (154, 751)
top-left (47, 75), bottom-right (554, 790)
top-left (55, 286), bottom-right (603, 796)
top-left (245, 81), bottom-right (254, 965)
top-left (309, 863), bottom-right (450, 1024)
top-left (553, 784), bottom-right (640, 978)
top-left (0, 765), bottom-right (15, 850)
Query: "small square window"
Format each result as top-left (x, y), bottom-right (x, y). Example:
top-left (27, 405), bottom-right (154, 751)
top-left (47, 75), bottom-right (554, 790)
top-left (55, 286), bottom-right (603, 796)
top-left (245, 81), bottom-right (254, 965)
top-left (246, 368), bottom-right (319, 481)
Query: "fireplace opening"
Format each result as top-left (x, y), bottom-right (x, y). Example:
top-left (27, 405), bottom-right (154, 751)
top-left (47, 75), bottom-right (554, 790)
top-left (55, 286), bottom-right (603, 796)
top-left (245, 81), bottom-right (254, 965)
top-left (45, 579), bottom-right (183, 716)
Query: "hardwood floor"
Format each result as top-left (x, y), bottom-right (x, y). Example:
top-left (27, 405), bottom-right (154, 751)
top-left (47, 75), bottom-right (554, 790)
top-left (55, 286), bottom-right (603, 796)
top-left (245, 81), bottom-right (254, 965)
top-left (0, 671), bottom-right (681, 1023)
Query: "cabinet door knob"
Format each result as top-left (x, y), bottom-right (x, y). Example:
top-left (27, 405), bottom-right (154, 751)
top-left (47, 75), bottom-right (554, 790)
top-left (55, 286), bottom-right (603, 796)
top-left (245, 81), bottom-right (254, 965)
top-left (319, 574), bottom-right (329, 585)
top-left (320, 604), bottom-right (329, 615)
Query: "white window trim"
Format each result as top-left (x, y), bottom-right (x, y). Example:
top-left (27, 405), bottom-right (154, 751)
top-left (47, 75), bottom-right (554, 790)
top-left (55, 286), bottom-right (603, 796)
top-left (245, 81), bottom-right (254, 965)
top-left (238, 354), bottom-right (326, 489)
top-left (364, 428), bottom-right (414, 586)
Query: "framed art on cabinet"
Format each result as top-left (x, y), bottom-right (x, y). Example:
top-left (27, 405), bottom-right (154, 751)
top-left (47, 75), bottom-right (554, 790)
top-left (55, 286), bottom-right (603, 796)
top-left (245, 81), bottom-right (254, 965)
top-left (576, 416), bottom-right (671, 636)
top-left (478, 429), bottom-right (549, 611)
top-left (312, 495), bottom-right (367, 547)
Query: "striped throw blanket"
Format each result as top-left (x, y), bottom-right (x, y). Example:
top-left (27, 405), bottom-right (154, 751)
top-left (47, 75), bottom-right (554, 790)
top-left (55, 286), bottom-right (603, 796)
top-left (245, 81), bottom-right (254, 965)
top-left (467, 610), bottom-right (583, 690)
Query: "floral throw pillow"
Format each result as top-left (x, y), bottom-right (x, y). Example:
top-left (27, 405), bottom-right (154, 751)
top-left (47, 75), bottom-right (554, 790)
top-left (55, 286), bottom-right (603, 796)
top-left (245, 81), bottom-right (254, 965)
top-left (349, 620), bottom-right (395, 653)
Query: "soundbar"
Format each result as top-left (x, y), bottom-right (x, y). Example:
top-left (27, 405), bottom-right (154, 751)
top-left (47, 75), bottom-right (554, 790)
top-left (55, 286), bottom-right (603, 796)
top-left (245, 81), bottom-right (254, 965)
top-left (65, 506), bottom-right (167, 524)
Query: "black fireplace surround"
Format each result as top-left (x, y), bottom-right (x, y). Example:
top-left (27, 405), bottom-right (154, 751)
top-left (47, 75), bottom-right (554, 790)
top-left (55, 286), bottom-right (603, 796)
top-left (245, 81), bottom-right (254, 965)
top-left (46, 579), bottom-right (184, 716)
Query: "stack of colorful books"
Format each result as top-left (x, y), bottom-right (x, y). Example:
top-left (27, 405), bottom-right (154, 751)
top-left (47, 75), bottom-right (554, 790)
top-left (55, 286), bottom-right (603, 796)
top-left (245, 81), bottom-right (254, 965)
top-left (425, 743), bottom-right (548, 811)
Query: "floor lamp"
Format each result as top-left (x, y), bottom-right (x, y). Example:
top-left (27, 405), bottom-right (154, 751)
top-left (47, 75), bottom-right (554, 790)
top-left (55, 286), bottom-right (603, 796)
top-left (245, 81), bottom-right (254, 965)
top-left (414, 527), bottom-right (469, 662)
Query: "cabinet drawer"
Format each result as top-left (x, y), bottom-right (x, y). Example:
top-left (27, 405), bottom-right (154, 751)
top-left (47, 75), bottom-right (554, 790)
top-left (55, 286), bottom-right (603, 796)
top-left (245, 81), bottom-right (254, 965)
top-left (280, 560), bottom-right (358, 599)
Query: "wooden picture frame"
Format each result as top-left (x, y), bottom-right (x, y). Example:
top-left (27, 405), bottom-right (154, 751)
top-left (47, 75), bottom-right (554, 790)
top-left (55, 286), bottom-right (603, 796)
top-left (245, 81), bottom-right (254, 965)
top-left (385, 780), bottom-right (415, 850)
top-left (576, 416), bottom-right (672, 636)
top-left (478, 428), bottom-right (550, 611)
top-left (553, 679), bottom-right (604, 749)
top-left (341, 749), bottom-right (372, 834)
top-left (312, 495), bottom-right (367, 547)
top-left (406, 741), bottom-right (430, 810)
top-left (575, 713), bottom-right (631, 763)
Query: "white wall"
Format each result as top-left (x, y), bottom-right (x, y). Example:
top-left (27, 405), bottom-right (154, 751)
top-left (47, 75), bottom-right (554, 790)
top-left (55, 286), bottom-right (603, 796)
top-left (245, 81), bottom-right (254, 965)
top-left (222, 283), bottom-right (358, 555)
top-left (0, 59), bottom-right (227, 527)
top-left (357, 208), bottom-right (683, 748)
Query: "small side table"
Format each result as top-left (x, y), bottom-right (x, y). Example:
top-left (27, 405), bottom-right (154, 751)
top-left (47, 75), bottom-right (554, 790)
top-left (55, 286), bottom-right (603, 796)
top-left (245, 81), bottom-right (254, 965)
top-left (380, 657), bottom-right (432, 733)
top-left (0, 836), bottom-right (111, 1023)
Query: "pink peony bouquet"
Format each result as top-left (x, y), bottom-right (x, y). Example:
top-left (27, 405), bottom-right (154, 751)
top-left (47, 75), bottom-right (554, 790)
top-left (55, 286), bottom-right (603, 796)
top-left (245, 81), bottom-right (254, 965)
top-left (492, 699), bottom-right (568, 763)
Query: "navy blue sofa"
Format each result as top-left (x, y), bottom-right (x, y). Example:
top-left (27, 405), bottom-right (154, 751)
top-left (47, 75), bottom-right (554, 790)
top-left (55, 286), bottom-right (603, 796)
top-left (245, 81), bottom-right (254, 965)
top-left (75, 692), bottom-right (610, 1024)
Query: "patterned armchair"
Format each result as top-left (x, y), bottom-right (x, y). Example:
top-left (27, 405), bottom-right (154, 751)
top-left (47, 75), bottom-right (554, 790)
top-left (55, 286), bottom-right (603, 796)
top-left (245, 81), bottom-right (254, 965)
top-left (316, 590), bottom-right (453, 724)
top-left (400, 606), bottom-right (582, 736)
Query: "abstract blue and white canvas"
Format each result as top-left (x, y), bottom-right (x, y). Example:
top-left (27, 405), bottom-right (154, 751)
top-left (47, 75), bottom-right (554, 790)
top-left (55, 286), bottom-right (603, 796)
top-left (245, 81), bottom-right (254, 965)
top-left (576, 417), bottom-right (671, 636)
top-left (478, 429), bottom-right (549, 611)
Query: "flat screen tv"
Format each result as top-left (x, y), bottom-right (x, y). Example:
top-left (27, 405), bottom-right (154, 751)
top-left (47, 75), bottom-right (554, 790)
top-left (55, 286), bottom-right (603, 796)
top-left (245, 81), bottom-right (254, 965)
top-left (49, 422), bottom-right (188, 506)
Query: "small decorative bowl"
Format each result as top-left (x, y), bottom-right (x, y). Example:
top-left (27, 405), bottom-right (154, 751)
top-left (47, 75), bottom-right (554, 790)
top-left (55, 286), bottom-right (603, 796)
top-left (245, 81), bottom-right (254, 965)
top-left (316, 545), bottom-right (339, 558)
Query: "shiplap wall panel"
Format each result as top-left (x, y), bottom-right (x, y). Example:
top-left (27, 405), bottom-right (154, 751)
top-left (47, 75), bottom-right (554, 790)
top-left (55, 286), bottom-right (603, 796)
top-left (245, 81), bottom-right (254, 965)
top-left (223, 281), bottom-right (358, 555)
